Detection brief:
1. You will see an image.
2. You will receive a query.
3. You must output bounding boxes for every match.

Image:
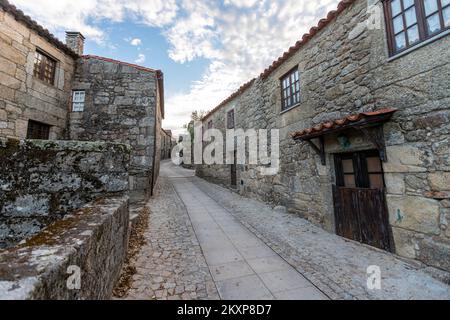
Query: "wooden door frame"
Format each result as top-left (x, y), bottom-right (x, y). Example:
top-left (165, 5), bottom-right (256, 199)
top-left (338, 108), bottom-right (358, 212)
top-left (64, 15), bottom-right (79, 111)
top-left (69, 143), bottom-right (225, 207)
top-left (332, 149), bottom-right (393, 252)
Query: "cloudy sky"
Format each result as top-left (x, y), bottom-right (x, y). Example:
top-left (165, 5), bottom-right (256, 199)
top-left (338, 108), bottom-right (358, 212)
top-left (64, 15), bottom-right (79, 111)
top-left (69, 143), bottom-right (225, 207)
top-left (10, 0), bottom-right (341, 136)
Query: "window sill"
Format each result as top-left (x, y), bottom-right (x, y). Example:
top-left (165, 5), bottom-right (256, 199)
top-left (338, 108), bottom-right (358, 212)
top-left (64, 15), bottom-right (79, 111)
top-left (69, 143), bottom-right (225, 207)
top-left (280, 103), bottom-right (301, 115)
top-left (33, 77), bottom-right (56, 88)
top-left (388, 29), bottom-right (450, 62)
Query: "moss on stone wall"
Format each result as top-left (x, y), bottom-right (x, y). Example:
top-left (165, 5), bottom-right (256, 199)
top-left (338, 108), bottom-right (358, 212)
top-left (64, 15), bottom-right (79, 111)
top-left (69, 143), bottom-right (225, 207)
top-left (0, 138), bottom-right (131, 249)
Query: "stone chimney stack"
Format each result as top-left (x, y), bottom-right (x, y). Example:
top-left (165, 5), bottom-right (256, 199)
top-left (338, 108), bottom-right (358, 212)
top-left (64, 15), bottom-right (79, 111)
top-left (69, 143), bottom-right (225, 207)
top-left (65, 32), bottom-right (85, 55)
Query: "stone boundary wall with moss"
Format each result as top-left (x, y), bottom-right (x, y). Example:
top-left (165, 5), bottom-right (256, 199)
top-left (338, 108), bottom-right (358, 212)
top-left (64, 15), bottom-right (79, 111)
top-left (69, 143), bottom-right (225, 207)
top-left (0, 195), bottom-right (129, 300)
top-left (0, 138), bottom-right (131, 249)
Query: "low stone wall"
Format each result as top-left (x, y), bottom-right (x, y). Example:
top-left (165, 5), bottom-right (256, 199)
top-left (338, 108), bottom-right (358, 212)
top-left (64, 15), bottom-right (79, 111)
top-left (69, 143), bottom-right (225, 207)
top-left (0, 138), bottom-right (131, 248)
top-left (0, 196), bottom-right (129, 300)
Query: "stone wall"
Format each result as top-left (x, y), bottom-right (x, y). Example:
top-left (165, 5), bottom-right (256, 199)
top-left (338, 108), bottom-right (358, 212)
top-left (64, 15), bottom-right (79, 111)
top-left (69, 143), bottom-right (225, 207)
top-left (153, 83), bottom-right (163, 192)
top-left (0, 138), bottom-right (130, 249)
top-left (161, 129), bottom-right (173, 160)
top-left (69, 56), bottom-right (160, 203)
top-left (198, 0), bottom-right (450, 271)
top-left (0, 7), bottom-right (76, 139)
top-left (0, 195), bottom-right (129, 300)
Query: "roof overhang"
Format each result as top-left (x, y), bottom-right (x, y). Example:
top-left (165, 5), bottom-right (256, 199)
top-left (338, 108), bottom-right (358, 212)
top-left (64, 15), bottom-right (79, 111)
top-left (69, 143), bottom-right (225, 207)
top-left (291, 109), bottom-right (398, 165)
top-left (292, 109), bottom-right (397, 141)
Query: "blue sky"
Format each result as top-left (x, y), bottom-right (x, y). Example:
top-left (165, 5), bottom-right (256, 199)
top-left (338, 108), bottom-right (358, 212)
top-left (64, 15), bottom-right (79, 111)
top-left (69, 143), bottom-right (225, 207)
top-left (11, 0), bottom-right (341, 136)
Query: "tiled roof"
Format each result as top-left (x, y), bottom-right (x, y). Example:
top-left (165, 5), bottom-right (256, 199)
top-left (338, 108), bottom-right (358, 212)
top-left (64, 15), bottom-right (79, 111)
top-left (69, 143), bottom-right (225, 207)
top-left (202, 78), bottom-right (256, 121)
top-left (259, 0), bottom-right (357, 79)
top-left (82, 55), bottom-right (159, 74)
top-left (292, 108), bottom-right (398, 139)
top-left (0, 0), bottom-right (78, 58)
top-left (202, 0), bottom-right (357, 121)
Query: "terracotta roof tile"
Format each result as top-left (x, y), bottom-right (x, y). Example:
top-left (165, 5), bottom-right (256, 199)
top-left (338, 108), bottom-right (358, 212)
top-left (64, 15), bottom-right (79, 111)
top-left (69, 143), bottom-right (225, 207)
top-left (291, 108), bottom-right (398, 139)
top-left (0, 0), bottom-right (78, 58)
top-left (202, 78), bottom-right (256, 121)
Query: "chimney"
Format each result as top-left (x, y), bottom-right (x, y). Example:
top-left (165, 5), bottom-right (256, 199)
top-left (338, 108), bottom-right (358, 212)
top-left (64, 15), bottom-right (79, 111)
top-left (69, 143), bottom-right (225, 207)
top-left (65, 31), bottom-right (85, 55)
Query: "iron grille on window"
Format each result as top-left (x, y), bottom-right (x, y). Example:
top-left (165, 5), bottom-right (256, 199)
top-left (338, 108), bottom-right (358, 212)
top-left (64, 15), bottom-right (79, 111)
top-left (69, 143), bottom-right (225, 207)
top-left (26, 120), bottom-right (51, 140)
top-left (384, 0), bottom-right (450, 56)
top-left (33, 50), bottom-right (57, 85)
top-left (281, 68), bottom-right (300, 111)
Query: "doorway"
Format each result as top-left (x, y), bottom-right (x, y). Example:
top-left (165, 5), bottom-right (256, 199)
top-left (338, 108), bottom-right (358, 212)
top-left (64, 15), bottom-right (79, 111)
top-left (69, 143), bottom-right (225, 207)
top-left (231, 150), bottom-right (237, 187)
top-left (332, 150), bottom-right (392, 251)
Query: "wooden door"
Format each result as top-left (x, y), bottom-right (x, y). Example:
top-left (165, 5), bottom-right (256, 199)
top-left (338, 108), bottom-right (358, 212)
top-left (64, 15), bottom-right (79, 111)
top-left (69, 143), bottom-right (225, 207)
top-left (231, 150), bottom-right (237, 187)
top-left (333, 150), bottom-right (392, 251)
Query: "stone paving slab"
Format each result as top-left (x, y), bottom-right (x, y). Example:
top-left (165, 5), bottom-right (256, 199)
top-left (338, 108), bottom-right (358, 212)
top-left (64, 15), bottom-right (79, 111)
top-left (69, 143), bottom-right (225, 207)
top-left (192, 173), bottom-right (450, 300)
top-left (124, 161), bottom-right (450, 300)
top-left (169, 164), bottom-right (328, 300)
top-left (123, 175), bottom-right (219, 300)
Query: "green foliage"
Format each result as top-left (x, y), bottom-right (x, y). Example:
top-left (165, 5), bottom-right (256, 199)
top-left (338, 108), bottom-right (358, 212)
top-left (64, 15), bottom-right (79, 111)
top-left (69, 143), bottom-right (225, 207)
top-left (184, 110), bottom-right (206, 142)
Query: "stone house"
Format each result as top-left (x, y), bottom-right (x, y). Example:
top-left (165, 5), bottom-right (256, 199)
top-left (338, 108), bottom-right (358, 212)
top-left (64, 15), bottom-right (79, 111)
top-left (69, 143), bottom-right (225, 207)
top-left (161, 129), bottom-right (175, 160)
top-left (0, 0), bottom-right (165, 203)
top-left (198, 0), bottom-right (450, 272)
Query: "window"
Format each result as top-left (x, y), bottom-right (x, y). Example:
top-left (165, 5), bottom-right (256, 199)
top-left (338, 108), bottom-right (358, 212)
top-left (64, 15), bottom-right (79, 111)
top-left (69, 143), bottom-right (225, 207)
top-left (207, 120), bottom-right (213, 129)
top-left (33, 50), bottom-right (57, 85)
top-left (335, 150), bottom-right (385, 189)
top-left (281, 68), bottom-right (300, 111)
top-left (227, 110), bottom-right (235, 129)
top-left (384, 0), bottom-right (450, 56)
top-left (26, 120), bottom-right (51, 140)
top-left (72, 91), bottom-right (86, 112)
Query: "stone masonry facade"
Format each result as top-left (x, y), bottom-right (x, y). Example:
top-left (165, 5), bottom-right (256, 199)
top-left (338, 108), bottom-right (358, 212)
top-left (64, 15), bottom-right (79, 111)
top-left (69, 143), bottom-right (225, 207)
top-left (197, 0), bottom-right (450, 272)
top-left (0, 2), bottom-right (76, 139)
top-left (69, 56), bottom-right (164, 203)
top-left (161, 129), bottom-right (175, 160)
top-left (0, 0), bottom-right (165, 204)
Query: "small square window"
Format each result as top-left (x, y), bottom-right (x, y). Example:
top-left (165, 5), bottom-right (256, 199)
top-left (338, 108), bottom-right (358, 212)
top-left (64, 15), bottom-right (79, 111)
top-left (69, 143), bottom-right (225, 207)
top-left (26, 120), bottom-right (50, 140)
top-left (72, 91), bottom-right (85, 112)
top-left (207, 120), bottom-right (213, 129)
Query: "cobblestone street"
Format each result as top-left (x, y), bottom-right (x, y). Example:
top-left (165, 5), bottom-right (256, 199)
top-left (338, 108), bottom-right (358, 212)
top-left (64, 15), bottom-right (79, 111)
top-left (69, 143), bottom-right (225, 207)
top-left (123, 161), bottom-right (450, 300)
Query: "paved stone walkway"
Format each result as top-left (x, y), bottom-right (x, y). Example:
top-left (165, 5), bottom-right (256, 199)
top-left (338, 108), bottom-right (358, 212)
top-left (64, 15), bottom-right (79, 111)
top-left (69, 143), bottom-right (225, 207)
top-left (171, 175), bottom-right (327, 300)
top-left (124, 160), bottom-right (450, 300)
top-left (124, 173), bottom-right (219, 300)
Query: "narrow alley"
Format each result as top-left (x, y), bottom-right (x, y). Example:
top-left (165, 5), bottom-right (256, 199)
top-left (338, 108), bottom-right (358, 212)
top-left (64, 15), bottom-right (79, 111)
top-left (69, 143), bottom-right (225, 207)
top-left (123, 161), bottom-right (450, 300)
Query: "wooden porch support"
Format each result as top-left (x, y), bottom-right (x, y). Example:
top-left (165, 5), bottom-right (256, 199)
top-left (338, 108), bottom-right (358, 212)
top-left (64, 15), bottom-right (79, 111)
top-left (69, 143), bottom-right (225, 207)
top-left (293, 110), bottom-right (396, 165)
top-left (305, 136), bottom-right (326, 165)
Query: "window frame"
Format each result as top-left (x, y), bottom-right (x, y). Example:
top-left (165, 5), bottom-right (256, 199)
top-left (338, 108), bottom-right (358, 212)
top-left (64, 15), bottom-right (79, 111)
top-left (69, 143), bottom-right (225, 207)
top-left (72, 90), bottom-right (86, 112)
top-left (384, 0), bottom-right (450, 57)
top-left (227, 109), bottom-right (235, 129)
top-left (26, 120), bottom-right (51, 140)
top-left (33, 49), bottom-right (57, 86)
top-left (280, 67), bottom-right (301, 112)
top-left (334, 150), bottom-right (386, 189)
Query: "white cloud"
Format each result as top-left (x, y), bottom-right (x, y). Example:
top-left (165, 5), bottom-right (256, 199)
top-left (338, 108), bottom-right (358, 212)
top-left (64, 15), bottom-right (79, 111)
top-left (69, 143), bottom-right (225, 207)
top-left (10, 0), bottom-right (178, 42)
top-left (135, 53), bottom-right (146, 64)
top-left (163, 0), bottom-right (342, 133)
top-left (10, 0), bottom-right (342, 134)
top-left (130, 38), bottom-right (142, 46)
